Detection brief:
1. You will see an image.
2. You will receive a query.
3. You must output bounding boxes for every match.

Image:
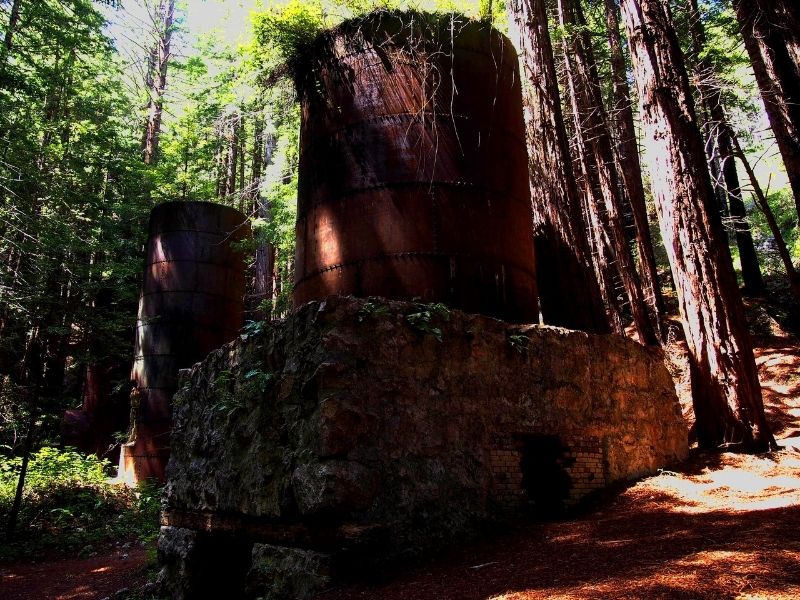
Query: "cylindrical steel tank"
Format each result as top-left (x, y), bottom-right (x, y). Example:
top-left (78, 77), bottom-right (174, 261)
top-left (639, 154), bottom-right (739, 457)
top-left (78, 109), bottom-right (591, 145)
top-left (293, 13), bottom-right (537, 323)
top-left (119, 201), bottom-right (250, 483)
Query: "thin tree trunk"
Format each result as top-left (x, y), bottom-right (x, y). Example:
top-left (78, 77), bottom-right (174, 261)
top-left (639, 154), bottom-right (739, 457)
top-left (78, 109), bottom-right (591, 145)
top-left (718, 119), bottom-right (765, 295)
top-left (582, 181), bottom-right (626, 334)
top-left (507, 0), bottom-right (610, 333)
top-left (604, 0), bottom-right (667, 332)
top-left (251, 118), bottom-right (275, 319)
top-left (559, 0), bottom-right (658, 345)
top-left (142, 0), bottom-right (175, 165)
top-left (0, 0), bottom-right (22, 82)
top-left (732, 0), bottom-right (800, 219)
top-left (237, 113), bottom-right (246, 210)
top-left (621, 0), bottom-right (775, 451)
top-left (5, 404), bottom-right (35, 539)
top-left (224, 112), bottom-right (239, 198)
top-left (249, 114), bottom-right (264, 210)
top-left (727, 126), bottom-right (800, 299)
top-left (687, 0), bottom-right (765, 295)
top-left (214, 138), bottom-right (225, 199)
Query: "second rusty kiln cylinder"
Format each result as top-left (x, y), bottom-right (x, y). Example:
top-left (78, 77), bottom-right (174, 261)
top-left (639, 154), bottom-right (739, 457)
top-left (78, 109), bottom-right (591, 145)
top-left (120, 201), bottom-right (250, 483)
top-left (294, 12), bottom-right (537, 323)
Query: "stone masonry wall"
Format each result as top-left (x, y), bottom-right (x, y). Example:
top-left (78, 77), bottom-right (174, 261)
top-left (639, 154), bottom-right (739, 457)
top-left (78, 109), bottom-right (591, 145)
top-left (158, 296), bottom-right (688, 598)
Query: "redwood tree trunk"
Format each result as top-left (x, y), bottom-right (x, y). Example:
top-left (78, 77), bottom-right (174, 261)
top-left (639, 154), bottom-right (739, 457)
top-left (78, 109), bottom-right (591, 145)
top-left (238, 113), bottom-right (246, 207)
top-left (604, 0), bottom-right (667, 332)
top-left (223, 112), bottom-right (239, 198)
top-left (559, 0), bottom-right (658, 345)
top-left (621, 0), bottom-right (775, 451)
top-left (507, 0), bottom-right (610, 333)
top-left (251, 119), bottom-right (277, 319)
top-left (141, 0), bottom-right (175, 165)
top-left (732, 0), bottom-right (800, 218)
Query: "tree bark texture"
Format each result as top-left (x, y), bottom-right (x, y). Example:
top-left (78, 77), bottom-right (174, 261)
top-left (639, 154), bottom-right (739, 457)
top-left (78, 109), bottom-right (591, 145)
top-left (604, 0), bottom-right (667, 331)
top-left (733, 0), bottom-right (800, 218)
top-left (141, 0), bottom-right (175, 165)
top-left (222, 111), bottom-right (240, 199)
top-left (687, 0), bottom-right (764, 295)
top-left (507, 0), bottom-right (610, 333)
top-left (251, 120), bottom-right (277, 319)
top-left (621, 0), bottom-right (775, 451)
top-left (558, 0), bottom-right (658, 345)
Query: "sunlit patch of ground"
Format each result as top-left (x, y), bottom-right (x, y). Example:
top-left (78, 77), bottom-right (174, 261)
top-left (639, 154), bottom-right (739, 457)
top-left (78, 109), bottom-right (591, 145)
top-left (638, 452), bottom-right (800, 513)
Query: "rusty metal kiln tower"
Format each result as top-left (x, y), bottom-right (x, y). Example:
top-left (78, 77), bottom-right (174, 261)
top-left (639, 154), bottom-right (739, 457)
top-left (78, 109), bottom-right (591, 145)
top-left (119, 201), bottom-right (250, 483)
top-left (293, 14), bottom-right (538, 323)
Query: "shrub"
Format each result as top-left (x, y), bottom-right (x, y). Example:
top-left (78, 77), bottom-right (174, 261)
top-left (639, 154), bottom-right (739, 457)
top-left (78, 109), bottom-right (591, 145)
top-left (0, 447), bottom-right (161, 560)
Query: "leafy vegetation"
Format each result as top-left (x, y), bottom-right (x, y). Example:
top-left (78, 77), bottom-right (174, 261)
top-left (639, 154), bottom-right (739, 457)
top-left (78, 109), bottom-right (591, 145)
top-left (508, 333), bottom-right (530, 354)
top-left (0, 447), bottom-right (160, 561)
top-left (406, 302), bottom-right (451, 341)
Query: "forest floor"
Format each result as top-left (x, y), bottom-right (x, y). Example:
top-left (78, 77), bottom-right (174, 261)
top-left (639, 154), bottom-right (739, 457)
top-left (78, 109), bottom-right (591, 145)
top-left (1, 303), bottom-right (799, 600)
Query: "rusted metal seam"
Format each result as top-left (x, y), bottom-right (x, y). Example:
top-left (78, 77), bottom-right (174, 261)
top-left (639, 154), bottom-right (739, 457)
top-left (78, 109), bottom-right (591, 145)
top-left (300, 114), bottom-right (528, 152)
top-left (139, 290), bottom-right (244, 302)
top-left (297, 185), bottom-right (531, 218)
top-left (148, 228), bottom-right (242, 237)
top-left (295, 253), bottom-right (536, 285)
top-left (145, 259), bottom-right (247, 269)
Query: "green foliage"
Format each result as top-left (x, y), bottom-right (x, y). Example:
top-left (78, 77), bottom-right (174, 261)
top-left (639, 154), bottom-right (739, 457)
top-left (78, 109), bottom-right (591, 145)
top-left (251, 1), bottom-right (499, 83)
top-left (507, 333), bottom-right (530, 354)
top-left (357, 300), bottom-right (391, 321)
top-left (252, 0), bottom-right (326, 68)
top-left (0, 0), bottom-right (151, 440)
top-left (242, 320), bottom-right (267, 336)
top-left (211, 369), bottom-right (244, 417)
top-left (0, 447), bottom-right (161, 560)
top-left (243, 368), bottom-right (275, 393)
top-left (405, 302), bottom-right (450, 341)
top-left (747, 188), bottom-right (800, 276)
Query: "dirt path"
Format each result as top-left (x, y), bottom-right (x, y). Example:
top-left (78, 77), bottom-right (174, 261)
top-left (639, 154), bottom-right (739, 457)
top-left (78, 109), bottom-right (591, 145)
top-left (0, 546), bottom-right (149, 600)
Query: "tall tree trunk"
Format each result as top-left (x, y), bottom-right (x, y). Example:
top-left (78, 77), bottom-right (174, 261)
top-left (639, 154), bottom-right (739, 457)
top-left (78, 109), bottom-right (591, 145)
top-left (237, 113), bottom-right (246, 209)
top-left (732, 0), bottom-right (800, 219)
top-left (251, 118), bottom-right (277, 319)
top-left (507, 0), bottom-right (610, 333)
top-left (604, 0), bottom-right (667, 332)
top-left (141, 0), bottom-right (175, 165)
top-left (582, 181), bottom-right (626, 334)
top-left (561, 40), bottom-right (625, 335)
top-left (559, 0), bottom-right (658, 345)
top-left (0, 0), bottom-right (22, 82)
top-left (620, 0), bottom-right (775, 451)
top-left (250, 114), bottom-right (264, 209)
top-left (687, 0), bottom-right (765, 295)
top-left (215, 138), bottom-right (225, 199)
top-left (5, 402), bottom-right (35, 539)
top-left (223, 112), bottom-right (239, 198)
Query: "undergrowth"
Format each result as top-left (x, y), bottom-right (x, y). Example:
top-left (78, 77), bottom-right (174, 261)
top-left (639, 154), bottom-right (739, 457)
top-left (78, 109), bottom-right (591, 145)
top-left (0, 447), bottom-right (161, 562)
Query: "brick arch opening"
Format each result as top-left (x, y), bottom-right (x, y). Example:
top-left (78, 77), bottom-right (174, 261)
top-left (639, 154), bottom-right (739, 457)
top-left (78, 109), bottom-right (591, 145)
top-left (519, 434), bottom-right (575, 516)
